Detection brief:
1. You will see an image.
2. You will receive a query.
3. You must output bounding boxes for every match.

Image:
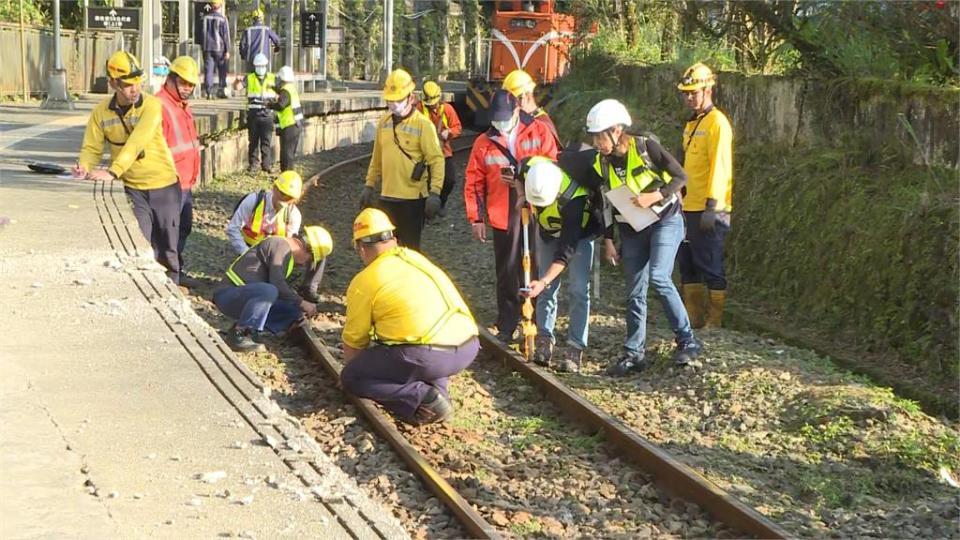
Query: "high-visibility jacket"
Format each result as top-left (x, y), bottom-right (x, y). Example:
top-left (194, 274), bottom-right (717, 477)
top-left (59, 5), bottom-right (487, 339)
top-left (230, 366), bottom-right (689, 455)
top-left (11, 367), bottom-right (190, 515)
top-left (418, 102), bottom-right (462, 157)
top-left (526, 156), bottom-right (590, 237)
top-left (593, 136), bottom-right (675, 227)
top-left (681, 106), bottom-right (733, 212)
top-left (201, 11), bottom-right (230, 52)
top-left (364, 110), bottom-right (445, 200)
top-left (529, 107), bottom-right (562, 149)
top-left (156, 84), bottom-right (201, 191)
top-left (464, 117), bottom-right (559, 230)
top-left (277, 83), bottom-right (303, 129)
top-left (342, 246), bottom-right (478, 349)
top-left (239, 23), bottom-right (280, 63)
top-left (222, 236), bottom-right (302, 304)
top-left (78, 94), bottom-right (178, 191)
top-left (226, 189), bottom-right (303, 254)
top-left (246, 73), bottom-right (278, 112)
top-left (226, 243), bottom-right (294, 286)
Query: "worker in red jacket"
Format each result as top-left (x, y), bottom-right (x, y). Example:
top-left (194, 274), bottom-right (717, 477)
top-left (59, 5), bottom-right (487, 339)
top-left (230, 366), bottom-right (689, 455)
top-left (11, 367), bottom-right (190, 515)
top-left (464, 89), bottom-right (559, 342)
top-left (156, 56), bottom-right (202, 287)
top-left (418, 81), bottom-right (462, 215)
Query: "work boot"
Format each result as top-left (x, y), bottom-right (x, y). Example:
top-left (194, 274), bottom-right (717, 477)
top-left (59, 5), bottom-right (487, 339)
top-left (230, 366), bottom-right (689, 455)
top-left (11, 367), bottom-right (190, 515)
top-left (226, 326), bottom-right (266, 353)
top-left (705, 289), bottom-right (726, 328)
top-left (412, 386), bottom-right (453, 426)
top-left (673, 338), bottom-right (702, 366)
top-left (556, 347), bottom-right (583, 373)
top-left (216, 88), bottom-right (228, 99)
top-left (682, 283), bottom-right (707, 329)
top-left (606, 351), bottom-right (649, 377)
top-left (178, 273), bottom-right (203, 289)
top-left (533, 335), bottom-right (553, 367)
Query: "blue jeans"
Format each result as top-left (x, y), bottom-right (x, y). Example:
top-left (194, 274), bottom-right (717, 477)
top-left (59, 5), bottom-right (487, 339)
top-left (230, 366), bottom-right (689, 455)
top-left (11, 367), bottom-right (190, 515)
top-left (535, 234), bottom-right (594, 350)
top-left (212, 282), bottom-right (302, 334)
top-left (619, 212), bottom-right (693, 354)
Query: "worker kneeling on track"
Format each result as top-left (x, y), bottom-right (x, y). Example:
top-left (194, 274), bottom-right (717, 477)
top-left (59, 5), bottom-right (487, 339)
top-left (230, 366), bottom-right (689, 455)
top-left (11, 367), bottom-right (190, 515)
top-left (521, 149), bottom-right (603, 373)
top-left (340, 209), bottom-right (480, 426)
top-left (214, 225), bottom-right (333, 352)
top-left (226, 170), bottom-right (303, 255)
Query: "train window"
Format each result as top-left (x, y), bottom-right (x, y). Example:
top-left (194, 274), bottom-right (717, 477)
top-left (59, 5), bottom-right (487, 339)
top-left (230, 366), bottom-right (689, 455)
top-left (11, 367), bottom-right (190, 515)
top-left (509, 18), bottom-right (537, 29)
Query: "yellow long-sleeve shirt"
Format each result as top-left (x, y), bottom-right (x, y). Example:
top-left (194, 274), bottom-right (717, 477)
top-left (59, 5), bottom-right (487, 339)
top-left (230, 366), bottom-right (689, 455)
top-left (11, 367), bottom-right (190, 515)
top-left (342, 246), bottom-right (478, 349)
top-left (78, 93), bottom-right (178, 191)
top-left (364, 110), bottom-right (445, 200)
top-left (681, 107), bottom-right (733, 212)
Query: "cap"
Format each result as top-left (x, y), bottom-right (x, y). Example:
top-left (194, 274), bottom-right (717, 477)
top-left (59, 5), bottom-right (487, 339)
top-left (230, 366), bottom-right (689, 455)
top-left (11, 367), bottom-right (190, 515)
top-left (489, 89), bottom-right (518, 122)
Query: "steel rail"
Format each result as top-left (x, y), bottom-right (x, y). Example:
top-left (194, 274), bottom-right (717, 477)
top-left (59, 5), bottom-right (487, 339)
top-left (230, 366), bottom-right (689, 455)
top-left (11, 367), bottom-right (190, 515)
top-left (297, 326), bottom-right (501, 540)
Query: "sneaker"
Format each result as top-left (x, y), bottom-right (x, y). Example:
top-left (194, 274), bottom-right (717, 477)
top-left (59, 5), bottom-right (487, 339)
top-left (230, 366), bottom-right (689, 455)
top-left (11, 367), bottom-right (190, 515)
top-left (606, 352), bottom-right (649, 377)
top-left (412, 386), bottom-right (453, 425)
top-left (673, 338), bottom-right (702, 366)
top-left (533, 336), bottom-right (553, 367)
top-left (556, 347), bottom-right (583, 373)
top-left (226, 326), bottom-right (266, 353)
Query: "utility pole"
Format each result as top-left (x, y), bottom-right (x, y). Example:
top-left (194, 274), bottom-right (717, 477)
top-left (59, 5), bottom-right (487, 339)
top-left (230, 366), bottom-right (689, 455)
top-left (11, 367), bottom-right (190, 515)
top-left (284, 0), bottom-right (296, 68)
top-left (18, 0), bottom-right (29, 101)
top-left (383, 0), bottom-right (393, 80)
top-left (178, 0), bottom-right (190, 55)
top-left (41, 0), bottom-right (74, 109)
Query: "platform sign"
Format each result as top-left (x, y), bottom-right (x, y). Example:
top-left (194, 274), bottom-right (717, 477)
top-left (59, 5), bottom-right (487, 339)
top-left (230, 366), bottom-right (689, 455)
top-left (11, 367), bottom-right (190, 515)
top-left (193, 1), bottom-right (216, 41)
top-left (326, 27), bottom-right (344, 45)
top-left (300, 11), bottom-right (325, 48)
top-left (87, 7), bottom-right (141, 32)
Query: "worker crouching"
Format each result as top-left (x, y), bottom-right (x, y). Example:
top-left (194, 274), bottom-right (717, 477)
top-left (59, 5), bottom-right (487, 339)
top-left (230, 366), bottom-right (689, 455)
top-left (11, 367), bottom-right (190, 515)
top-left (340, 209), bottom-right (480, 426)
top-left (214, 226), bottom-right (332, 352)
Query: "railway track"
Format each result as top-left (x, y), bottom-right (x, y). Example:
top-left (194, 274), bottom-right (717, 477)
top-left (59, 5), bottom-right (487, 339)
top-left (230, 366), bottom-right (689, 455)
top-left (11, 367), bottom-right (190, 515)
top-left (287, 142), bottom-right (788, 539)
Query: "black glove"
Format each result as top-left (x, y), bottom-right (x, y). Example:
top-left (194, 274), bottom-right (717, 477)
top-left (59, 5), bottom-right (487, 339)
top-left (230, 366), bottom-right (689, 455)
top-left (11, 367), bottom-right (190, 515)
top-left (424, 194), bottom-right (442, 219)
top-left (359, 186), bottom-right (377, 209)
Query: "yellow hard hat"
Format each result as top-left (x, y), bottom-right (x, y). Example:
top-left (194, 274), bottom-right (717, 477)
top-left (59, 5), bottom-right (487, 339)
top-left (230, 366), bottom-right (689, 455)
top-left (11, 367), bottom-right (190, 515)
top-left (383, 69), bottom-right (415, 101)
top-left (422, 81), bottom-right (442, 106)
top-left (353, 208), bottom-right (396, 243)
top-left (252, 8), bottom-right (264, 19)
top-left (274, 170), bottom-right (303, 199)
top-left (502, 69), bottom-right (535, 97)
top-left (677, 62), bottom-right (716, 91)
top-left (302, 225), bottom-right (333, 265)
top-left (106, 50), bottom-right (144, 83)
top-left (210, 0), bottom-right (223, 6)
top-left (169, 56), bottom-right (200, 85)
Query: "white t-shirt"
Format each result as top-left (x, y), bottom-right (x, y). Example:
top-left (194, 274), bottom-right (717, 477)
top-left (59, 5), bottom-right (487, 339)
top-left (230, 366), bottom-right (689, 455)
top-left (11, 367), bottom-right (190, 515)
top-left (226, 189), bottom-right (302, 255)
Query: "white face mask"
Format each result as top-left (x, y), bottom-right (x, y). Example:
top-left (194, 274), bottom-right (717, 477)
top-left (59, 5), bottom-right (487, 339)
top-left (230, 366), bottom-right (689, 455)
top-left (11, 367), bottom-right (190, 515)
top-left (388, 100), bottom-right (411, 116)
top-left (492, 118), bottom-right (516, 134)
top-left (254, 66), bottom-right (267, 77)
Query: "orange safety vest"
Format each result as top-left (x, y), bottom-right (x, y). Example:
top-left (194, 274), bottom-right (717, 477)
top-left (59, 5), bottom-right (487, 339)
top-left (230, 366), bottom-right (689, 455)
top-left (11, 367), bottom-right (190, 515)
top-left (156, 86), bottom-right (201, 189)
top-left (240, 190), bottom-right (290, 246)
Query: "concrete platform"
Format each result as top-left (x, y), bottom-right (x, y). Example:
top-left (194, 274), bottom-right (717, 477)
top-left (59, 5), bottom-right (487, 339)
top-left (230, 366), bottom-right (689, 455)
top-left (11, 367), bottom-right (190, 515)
top-left (0, 100), bottom-right (407, 539)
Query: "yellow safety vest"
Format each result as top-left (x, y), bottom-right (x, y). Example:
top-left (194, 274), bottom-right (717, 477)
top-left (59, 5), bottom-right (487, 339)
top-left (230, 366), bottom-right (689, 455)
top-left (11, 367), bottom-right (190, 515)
top-left (246, 72), bottom-right (277, 110)
top-left (240, 190), bottom-right (290, 246)
top-left (277, 82), bottom-right (303, 129)
top-left (372, 249), bottom-right (476, 346)
top-left (526, 156), bottom-right (590, 237)
top-left (225, 246), bottom-right (295, 286)
top-left (593, 136), bottom-right (672, 193)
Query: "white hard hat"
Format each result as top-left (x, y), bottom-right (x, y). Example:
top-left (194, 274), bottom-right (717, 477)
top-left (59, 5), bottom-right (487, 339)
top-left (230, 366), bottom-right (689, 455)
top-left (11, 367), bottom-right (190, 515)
top-left (253, 53), bottom-right (269, 67)
top-left (277, 65), bottom-right (295, 82)
top-left (585, 99), bottom-right (632, 133)
top-left (524, 159), bottom-right (564, 207)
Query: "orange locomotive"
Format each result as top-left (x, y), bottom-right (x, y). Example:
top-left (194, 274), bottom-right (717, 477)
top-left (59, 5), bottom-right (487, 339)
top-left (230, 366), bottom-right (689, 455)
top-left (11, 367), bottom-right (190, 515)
top-left (466, 0), bottom-right (576, 125)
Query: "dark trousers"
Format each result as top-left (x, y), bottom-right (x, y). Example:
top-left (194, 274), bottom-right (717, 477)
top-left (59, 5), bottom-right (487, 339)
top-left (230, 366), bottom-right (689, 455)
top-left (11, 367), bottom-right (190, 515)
top-left (177, 189), bottom-right (193, 272)
top-left (247, 112), bottom-right (275, 171)
top-left (492, 195), bottom-right (524, 337)
top-left (125, 182), bottom-right (182, 283)
top-left (439, 157), bottom-right (456, 207)
top-left (340, 338), bottom-right (480, 421)
top-left (279, 124), bottom-right (301, 171)
top-left (378, 198), bottom-right (426, 251)
top-left (203, 51), bottom-right (228, 94)
top-left (678, 211), bottom-right (730, 290)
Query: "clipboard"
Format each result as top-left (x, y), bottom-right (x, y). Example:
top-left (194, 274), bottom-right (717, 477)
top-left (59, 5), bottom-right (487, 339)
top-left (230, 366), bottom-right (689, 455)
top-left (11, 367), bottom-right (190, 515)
top-left (603, 185), bottom-right (677, 232)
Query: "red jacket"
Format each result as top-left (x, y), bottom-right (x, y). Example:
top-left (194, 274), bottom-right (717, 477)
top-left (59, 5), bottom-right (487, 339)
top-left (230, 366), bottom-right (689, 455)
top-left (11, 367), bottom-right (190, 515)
top-left (464, 117), bottom-right (559, 230)
top-left (418, 102), bottom-right (462, 157)
top-left (156, 85), bottom-right (201, 191)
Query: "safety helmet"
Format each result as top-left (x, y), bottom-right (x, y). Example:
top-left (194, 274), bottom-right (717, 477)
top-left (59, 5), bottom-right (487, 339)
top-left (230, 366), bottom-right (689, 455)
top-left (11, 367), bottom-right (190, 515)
top-left (274, 170), bottom-right (303, 199)
top-left (169, 56), bottom-right (200, 85)
top-left (253, 53), bottom-right (269, 67)
top-left (524, 159), bottom-right (564, 207)
top-left (502, 69), bottom-right (536, 97)
top-left (422, 81), bottom-right (442, 106)
top-left (302, 226), bottom-right (333, 267)
top-left (383, 69), bottom-right (415, 101)
top-left (277, 65), bottom-right (295, 83)
top-left (677, 62), bottom-right (716, 91)
top-left (106, 50), bottom-right (144, 83)
top-left (210, 0), bottom-right (223, 6)
top-left (353, 208), bottom-right (396, 243)
top-left (585, 99), bottom-right (632, 133)
top-left (252, 7), bottom-right (264, 20)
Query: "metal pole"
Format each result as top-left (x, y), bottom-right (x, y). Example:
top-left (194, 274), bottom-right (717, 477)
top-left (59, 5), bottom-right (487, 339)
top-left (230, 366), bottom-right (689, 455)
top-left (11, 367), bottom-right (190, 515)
top-left (285, 0), bottom-right (295, 67)
top-left (53, 0), bottom-right (62, 70)
top-left (178, 0), bottom-right (190, 55)
top-left (140, 0), bottom-right (152, 85)
top-left (383, 0), bottom-right (393, 79)
top-left (18, 0), bottom-right (28, 100)
top-left (41, 0), bottom-right (74, 109)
